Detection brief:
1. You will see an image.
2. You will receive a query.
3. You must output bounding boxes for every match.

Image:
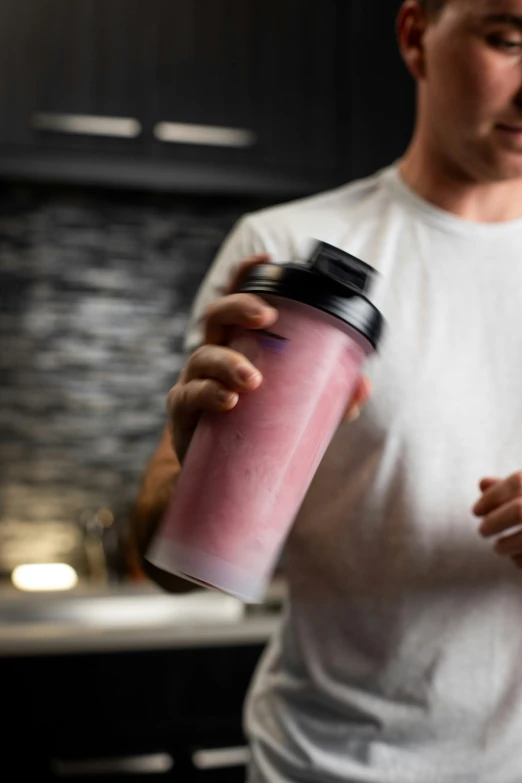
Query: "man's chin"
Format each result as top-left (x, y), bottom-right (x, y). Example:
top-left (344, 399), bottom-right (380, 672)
top-left (480, 147), bottom-right (522, 182)
top-left (488, 140), bottom-right (522, 180)
top-left (494, 161), bottom-right (522, 182)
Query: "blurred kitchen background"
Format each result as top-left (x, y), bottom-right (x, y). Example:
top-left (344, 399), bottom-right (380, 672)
top-left (0, 1), bottom-right (414, 780)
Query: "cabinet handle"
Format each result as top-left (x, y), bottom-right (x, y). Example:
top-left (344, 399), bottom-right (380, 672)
top-left (31, 113), bottom-right (142, 138)
top-left (154, 122), bottom-right (256, 148)
top-left (51, 752), bottom-right (174, 777)
top-left (192, 746), bottom-right (251, 770)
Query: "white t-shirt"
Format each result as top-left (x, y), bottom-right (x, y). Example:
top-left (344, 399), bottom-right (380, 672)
top-left (185, 165), bottom-right (522, 783)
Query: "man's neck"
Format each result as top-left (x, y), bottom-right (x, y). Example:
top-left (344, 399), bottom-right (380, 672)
top-left (399, 137), bottom-right (522, 223)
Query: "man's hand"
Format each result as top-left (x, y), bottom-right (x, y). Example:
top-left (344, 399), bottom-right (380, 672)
top-left (168, 254), bottom-right (372, 463)
top-left (473, 473), bottom-right (522, 569)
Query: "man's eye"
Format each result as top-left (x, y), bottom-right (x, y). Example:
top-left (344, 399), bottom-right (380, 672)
top-left (487, 34), bottom-right (522, 51)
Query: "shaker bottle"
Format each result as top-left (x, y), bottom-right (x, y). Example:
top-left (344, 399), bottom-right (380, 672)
top-left (147, 241), bottom-right (385, 602)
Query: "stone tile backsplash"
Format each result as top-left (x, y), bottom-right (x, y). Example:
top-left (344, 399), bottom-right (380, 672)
top-left (0, 183), bottom-right (264, 575)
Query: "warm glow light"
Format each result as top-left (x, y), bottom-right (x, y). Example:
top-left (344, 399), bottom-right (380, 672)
top-left (12, 563), bottom-right (78, 592)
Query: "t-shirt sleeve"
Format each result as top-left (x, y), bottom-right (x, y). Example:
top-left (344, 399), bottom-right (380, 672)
top-left (183, 214), bottom-right (272, 356)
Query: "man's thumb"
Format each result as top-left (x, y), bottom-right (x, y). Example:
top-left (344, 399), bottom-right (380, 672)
top-left (479, 477), bottom-right (501, 492)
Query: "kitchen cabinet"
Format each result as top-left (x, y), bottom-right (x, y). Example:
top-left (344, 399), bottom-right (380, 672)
top-left (0, 1), bottom-right (32, 146)
top-left (251, 0), bottom-right (342, 177)
top-left (0, 0), bottom-right (146, 154)
top-left (149, 0), bottom-right (342, 178)
top-left (148, 0), bottom-right (256, 171)
top-left (0, 587), bottom-right (282, 781)
top-left (4, 643), bottom-right (265, 781)
top-left (0, 0), bottom-right (414, 197)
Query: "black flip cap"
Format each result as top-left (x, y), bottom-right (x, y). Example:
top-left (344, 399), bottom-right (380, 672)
top-left (236, 240), bottom-right (385, 351)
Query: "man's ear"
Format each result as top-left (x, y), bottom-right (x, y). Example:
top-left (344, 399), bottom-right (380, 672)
top-left (397, 0), bottom-right (429, 81)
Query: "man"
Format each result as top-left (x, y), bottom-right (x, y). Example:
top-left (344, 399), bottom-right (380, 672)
top-left (132, 1), bottom-right (522, 779)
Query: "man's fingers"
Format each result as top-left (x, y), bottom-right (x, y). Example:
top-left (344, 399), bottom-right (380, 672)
top-left (185, 344), bottom-right (262, 391)
top-left (167, 379), bottom-right (240, 462)
top-left (473, 472), bottom-right (522, 517)
top-left (170, 254), bottom-right (273, 462)
top-left (494, 530), bottom-right (522, 557)
top-left (354, 376), bottom-right (372, 406)
top-left (204, 293), bottom-right (279, 346)
top-left (227, 253), bottom-right (271, 294)
top-left (479, 477), bottom-right (501, 493)
top-left (344, 376), bottom-right (372, 422)
top-left (479, 497), bottom-right (522, 538)
top-left (205, 254), bottom-right (274, 345)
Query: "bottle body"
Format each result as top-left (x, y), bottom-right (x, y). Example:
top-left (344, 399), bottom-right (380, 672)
top-left (147, 297), bottom-right (371, 602)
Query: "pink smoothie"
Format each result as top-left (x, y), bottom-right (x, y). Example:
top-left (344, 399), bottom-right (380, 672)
top-left (147, 297), bottom-right (370, 601)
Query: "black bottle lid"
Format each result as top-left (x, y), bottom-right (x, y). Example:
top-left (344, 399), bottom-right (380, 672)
top-left (236, 240), bottom-right (385, 350)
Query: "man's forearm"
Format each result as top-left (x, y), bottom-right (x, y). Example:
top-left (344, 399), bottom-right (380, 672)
top-left (130, 431), bottom-right (196, 593)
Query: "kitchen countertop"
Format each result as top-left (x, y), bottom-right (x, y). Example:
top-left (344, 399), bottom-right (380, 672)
top-left (0, 582), bottom-right (285, 657)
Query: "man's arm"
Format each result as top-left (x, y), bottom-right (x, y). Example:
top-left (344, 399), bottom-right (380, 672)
top-left (129, 425), bottom-right (196, 593)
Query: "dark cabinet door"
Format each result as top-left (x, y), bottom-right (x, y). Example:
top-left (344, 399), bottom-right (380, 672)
top-left (0, 1), bottom-right (44, 147)
top-left (3, 643), bottom-right (265, 782)
top-left (0, 0), bottom-right (147, 155)
top-left (251, 0), bottom-right (343, 180)
top-left (96, 0), bottom-right (150, 122)
top-left (30, 1), bottom-right (96, 117)
top-left (149, 0), bottom-right (256, 168)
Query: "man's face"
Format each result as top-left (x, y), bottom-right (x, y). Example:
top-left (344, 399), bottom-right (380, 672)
top-left (420, 0), bottom-right (522, 180)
